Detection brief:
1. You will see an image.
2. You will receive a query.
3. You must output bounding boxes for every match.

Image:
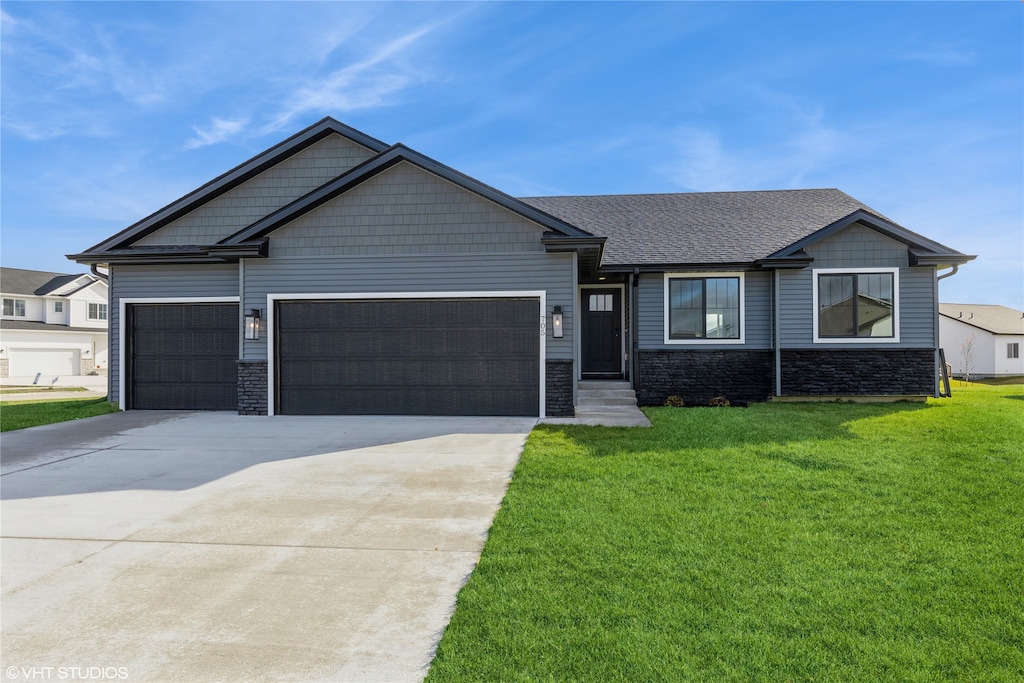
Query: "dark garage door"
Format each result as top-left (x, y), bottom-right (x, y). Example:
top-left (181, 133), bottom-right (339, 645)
top-left (129, 303), bottom-right (238, 410)
top-left (277, 298), bottom-right (540, 416)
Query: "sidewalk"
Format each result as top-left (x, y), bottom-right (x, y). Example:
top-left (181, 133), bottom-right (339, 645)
top-left (0, 375), bottom-right (108, 402)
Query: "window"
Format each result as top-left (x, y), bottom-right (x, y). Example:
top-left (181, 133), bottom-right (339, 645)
top-left (53, 301), bottom-right (63, 313)
top-left (589, 294), bottom-right (613, 312)
top-left (664, 273), bottom-right (743, 343)
top-left (813, 268), bottom-right (899, 343)
top-left (88, 302), bottom-right (108, 320)
top-left (3, 298), bottom-right (26, 317)
top-left (1009, 343), bottom-right (1020, 359)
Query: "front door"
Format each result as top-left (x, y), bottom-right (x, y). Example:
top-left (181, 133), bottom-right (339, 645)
top-left (581, 288), bottom-right (622, 377)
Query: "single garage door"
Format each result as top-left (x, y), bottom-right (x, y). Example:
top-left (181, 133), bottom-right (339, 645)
top-left (277, 298), bottom-right (540, 416)
top-left (128, 303), bottom-right (238, 410)
top-left (10, 348), bottom-right (80, 377)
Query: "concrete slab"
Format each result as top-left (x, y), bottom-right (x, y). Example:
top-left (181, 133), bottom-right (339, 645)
top-left (1, 412), bottom-right (534, 682)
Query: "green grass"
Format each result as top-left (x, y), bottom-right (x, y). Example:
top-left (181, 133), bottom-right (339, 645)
top-left (0, 386), bottom-right (89, 394)
top-left (1, 397), bottom-right (120, 432)
top-left (428, 384), bottom-right (1024, 682)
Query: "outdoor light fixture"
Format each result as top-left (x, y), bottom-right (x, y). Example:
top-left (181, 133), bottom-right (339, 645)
top-left (551, 305), bottom-right (564, 338)
top-left (244, 308), bottom-right (262, 340)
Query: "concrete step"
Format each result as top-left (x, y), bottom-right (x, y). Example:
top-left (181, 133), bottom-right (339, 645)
top-left (578, 380), bottom-right (631, 390)
top-left (577, 388), bottom-right (636, 400)
top-left (576, 395), bottom-right (640, 407)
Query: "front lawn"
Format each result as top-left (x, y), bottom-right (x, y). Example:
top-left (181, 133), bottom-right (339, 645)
top-left (428, 384), bottom-right (1024, 682)
top-left (1, 397), bottom-right (120, 432)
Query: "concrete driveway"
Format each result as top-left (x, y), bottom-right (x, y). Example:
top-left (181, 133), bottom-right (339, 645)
top-left (1, 412), bottom-right (534, 682)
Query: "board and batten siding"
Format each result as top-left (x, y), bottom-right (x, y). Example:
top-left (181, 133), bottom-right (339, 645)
top-left (242, 252), bottom-right (576, 361)
top-left (134, 135), bottom-right (376, 247)
top-left (778, 223), bottom-right (936, 348)
top-left (268, 162), bottom-right (546, 257)
top-left (637, 270), bottom-right (773, 349)
top-left (109, 264), bottom-right (240, 404)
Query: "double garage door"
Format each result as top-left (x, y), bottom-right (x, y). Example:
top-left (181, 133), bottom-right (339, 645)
top-left (127, 298), bottom-right (540, 416)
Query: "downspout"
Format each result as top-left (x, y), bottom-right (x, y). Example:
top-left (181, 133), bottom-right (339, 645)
top-left (774, 269), bottom-right (782, 397)
top-left (626, 270), bottom-right (634, 393)
top-left (90, 264), bottom-right (108, 281)
top-left (931, 266), bottom-right (959, 397)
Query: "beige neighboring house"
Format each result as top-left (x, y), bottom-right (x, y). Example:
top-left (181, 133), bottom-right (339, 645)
top-left (939, 303), bottom-right (1024, 378)
top-left (0, 267), bottom-right (109, 379)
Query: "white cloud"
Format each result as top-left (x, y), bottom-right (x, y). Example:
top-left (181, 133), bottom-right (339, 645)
top-left (262, 24), bottom-right (440, 134)
top-left (185, 117), bottom-right (250, 150)
top-left (899, 44), bottom-right (976, 67)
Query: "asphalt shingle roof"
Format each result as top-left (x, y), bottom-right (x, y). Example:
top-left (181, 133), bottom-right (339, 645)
top-left (0, 267), bottom-right (89, 296)
top-left (939, 304), bottom-right (1024, 335)
top-left (520, 189), bottom-right (884, 266)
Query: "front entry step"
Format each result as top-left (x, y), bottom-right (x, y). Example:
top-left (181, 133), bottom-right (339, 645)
top-left (572, 380), bottom-right (651, 426)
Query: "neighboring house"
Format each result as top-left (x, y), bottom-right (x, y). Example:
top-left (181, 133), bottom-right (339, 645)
top-left (68, 117), bottom-right (973, 416)
top-left (939, 304), bottom-right (1024, 378)
top-left (0, 267), bottom-right (109, 378)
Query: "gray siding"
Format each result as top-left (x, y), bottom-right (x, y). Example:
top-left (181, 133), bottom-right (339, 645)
top-left (242, 252), bottom-right (575, 360)
top-left (109, 264), bottom-right (239, 404)
top-left (637, 270), bottom-right (772, 349)
top-left (269, 162), bottom-right (546, 257)
top-left (134, 135), bottom-right (376, 247)
top-left (807, 222), bottom-right (908, 268)
top-left (778, 224), bottom-right (936, 348)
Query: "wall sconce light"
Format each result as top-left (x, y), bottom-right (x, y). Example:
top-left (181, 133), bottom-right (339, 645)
top-left (551, 305), bottom-right (564, 339)
top-left (82, 350), bottom-right (91, 357)
top-left (244, 308), bottom-right (262, 340)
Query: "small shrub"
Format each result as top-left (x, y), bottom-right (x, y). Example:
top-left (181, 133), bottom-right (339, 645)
top-left (708, 396), bottom-right (731, 407)
top-left (664, 395), bottom-right (685, 408)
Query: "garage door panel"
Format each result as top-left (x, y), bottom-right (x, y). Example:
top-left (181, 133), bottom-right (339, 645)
top-left (277, 298), bottom-right (540, 416)
top-left (130, 303), bottom-right (237, 410)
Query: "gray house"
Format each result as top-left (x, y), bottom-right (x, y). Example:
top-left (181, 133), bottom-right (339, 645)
top-left (69, 117), bottom-right (973, 417)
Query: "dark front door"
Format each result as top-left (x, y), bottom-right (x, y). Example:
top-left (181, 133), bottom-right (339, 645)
top-left (581, 288), bottom-right (621, 377)
top-left (275, 298), bottom-right (540, 416)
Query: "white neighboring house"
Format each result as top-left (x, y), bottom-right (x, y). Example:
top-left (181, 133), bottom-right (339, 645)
top-left (0, 267), bottom-right (109, 379)
top-left (939, 303), bottom-right (1024, 378)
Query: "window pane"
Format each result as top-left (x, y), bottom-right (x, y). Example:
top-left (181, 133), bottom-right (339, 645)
top-left (705, 278), bottom-right (739, 339)
top-left (54, 301), bottom-right (63, 312)
top-left (669, 279), bottom-right (704, 339)
top-left (856, 273), bottom-right (893, 337)
top-left (3, 299), bottom-right (12, 316)
top-left (818, 275), bottom-right (855, 337)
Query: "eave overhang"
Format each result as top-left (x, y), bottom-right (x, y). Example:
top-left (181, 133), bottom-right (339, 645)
top-left (68, 239), bottom-right (268, 267)
top-left (542, 235), bottom-right (606, 275)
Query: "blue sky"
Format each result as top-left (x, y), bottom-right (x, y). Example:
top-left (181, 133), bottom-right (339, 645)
top-left (2, 1), bottom-right (1021, 308)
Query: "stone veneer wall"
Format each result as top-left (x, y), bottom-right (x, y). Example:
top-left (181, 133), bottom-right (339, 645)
top-left (545, 359), bottom-right (574, 417)
top-left (637, 350), bottom-right (774, 406)
top-left (780, 349), bottom-right (934, 396)
top-left (80, 358), bottom-right (96, 375)
top-left (238, 360), bottom-right (269, 415)
top-left (0, 358), bottom-right (8, 378)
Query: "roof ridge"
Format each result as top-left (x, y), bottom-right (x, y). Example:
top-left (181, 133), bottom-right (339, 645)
top-left (519, 188), bottom-right (845, 200)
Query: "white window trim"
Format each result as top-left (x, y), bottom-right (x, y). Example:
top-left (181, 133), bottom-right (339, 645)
top-left (3, 298), bottom-right (27, 317)
top-left (266, 291), bottom-right (547, 419)
top-left (118, 296), bottom-right (240, 411)
top-left (812, 267), bottom-right (900, 344)
top-left (663, 272), bottom-right (745, 345)
top-left (88, 302), bottom-right (109, 320)
top-left (53, 300), bottom-right (64, 313)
